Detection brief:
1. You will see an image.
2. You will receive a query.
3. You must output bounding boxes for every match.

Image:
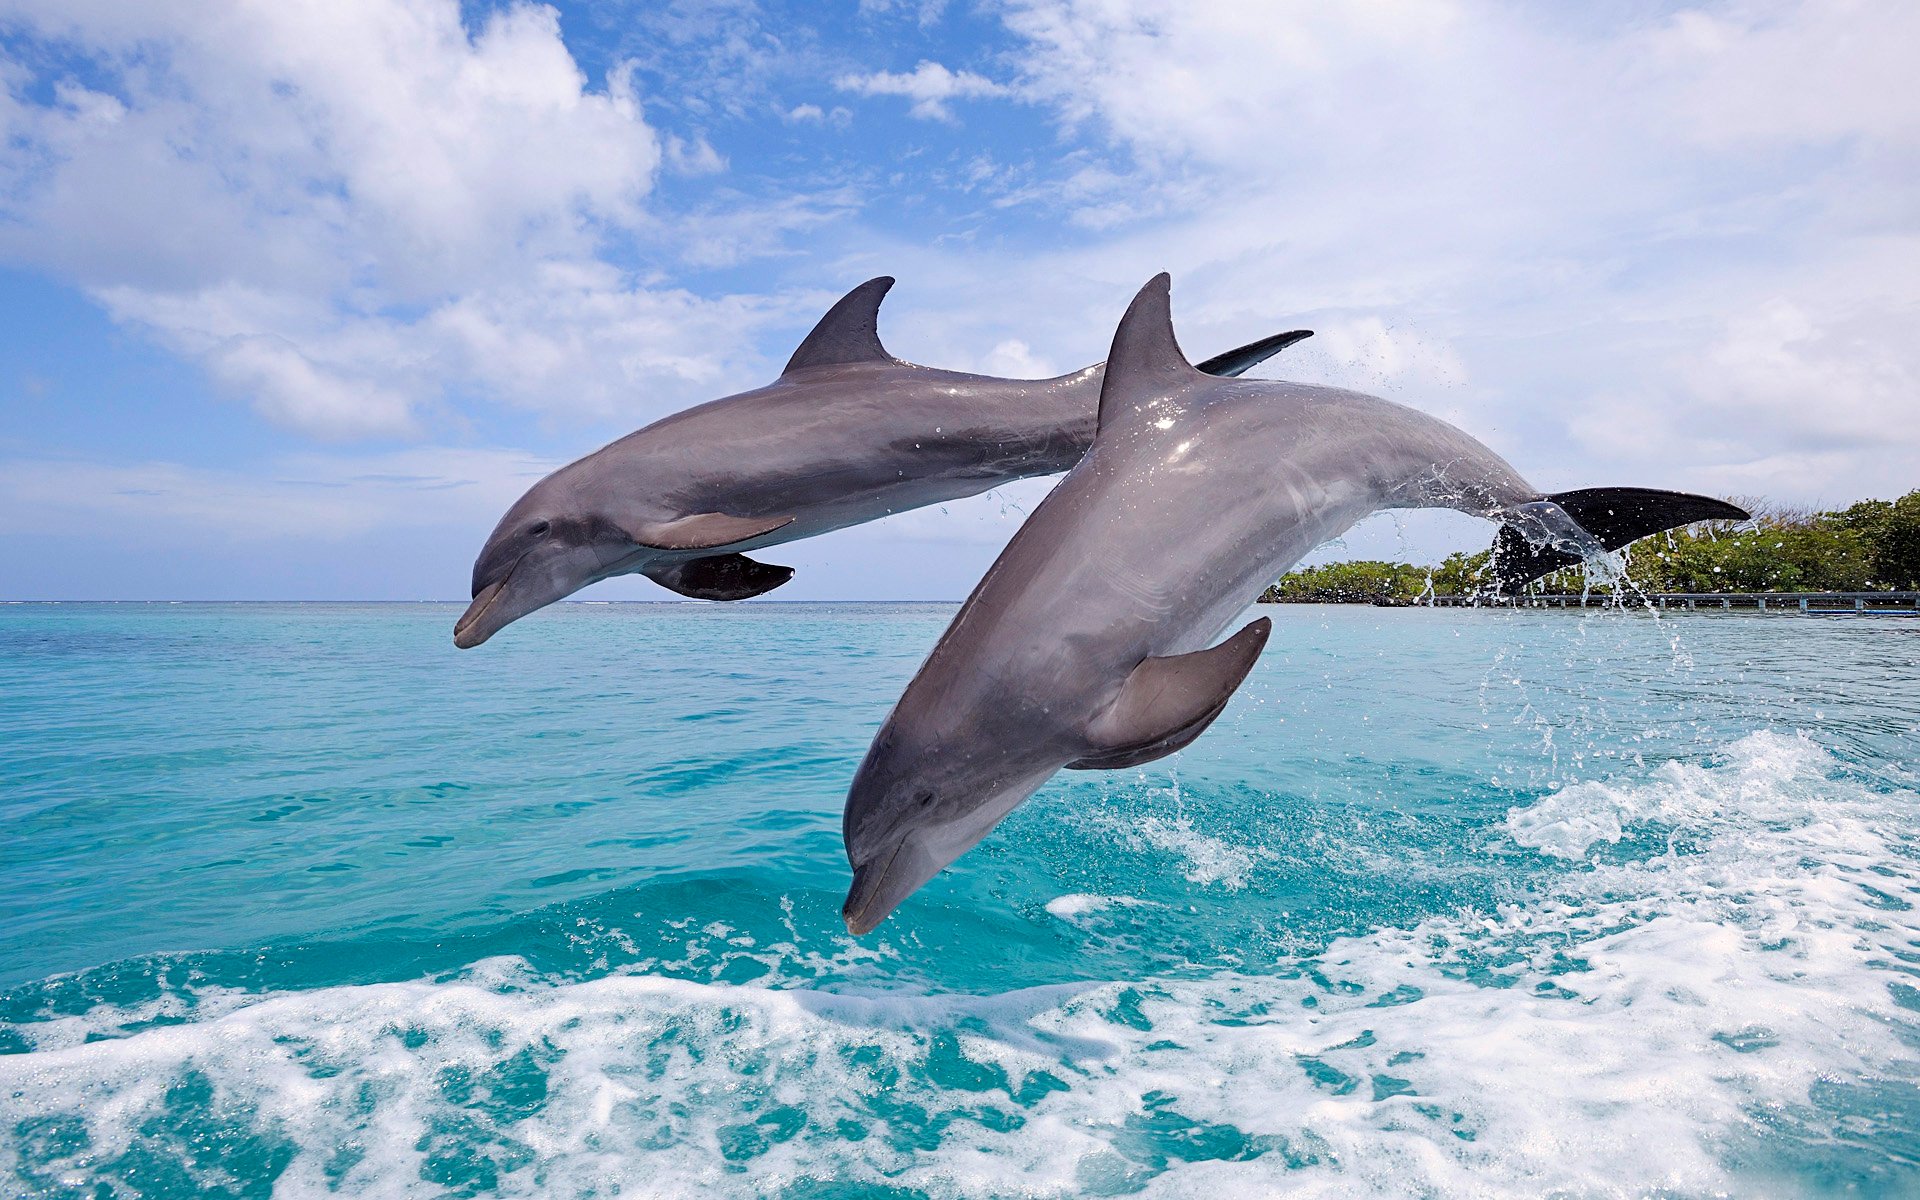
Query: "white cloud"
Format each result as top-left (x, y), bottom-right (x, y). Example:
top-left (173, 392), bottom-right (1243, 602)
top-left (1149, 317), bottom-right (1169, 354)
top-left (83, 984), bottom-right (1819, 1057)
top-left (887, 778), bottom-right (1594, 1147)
top-left (857, 0), bottom-right (951, 28)
top-left (955, 0), bottom-right (1920, 505)
top-left (664, 133), bottom-right (727, 175)
top-left (783, 103), bottom-right (852, 128)
top-left (205, 336), bottom-right (422, 441)
top-left (1648, 2), bottom-right (1920, 148)
top-left (836, 60), bottom-right (1007, 122)
top-left (976, 339), bottom-right (1058, 378)
top-left (0, 0), bottom-right (800, 438)
top-left (1, 1), bottom-right (657, 290)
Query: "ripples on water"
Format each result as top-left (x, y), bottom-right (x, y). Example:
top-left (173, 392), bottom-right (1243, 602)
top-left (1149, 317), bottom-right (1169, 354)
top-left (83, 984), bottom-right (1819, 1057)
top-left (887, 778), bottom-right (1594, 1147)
top-left (2, 601), bottom-right (1918, 1197)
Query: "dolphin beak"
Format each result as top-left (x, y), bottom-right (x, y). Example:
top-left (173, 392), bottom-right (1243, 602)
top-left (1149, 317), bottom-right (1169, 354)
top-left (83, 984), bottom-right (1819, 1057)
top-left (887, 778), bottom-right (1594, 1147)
top-left (842, 840), bottom-right (914, 936)
top-left (453, 569), bottom-right (513, 649)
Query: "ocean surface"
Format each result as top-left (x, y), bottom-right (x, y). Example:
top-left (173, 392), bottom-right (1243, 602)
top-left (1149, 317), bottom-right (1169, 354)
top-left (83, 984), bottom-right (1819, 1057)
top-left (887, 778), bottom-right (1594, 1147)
top-left (3, 600), bottom-right (1919, 1198)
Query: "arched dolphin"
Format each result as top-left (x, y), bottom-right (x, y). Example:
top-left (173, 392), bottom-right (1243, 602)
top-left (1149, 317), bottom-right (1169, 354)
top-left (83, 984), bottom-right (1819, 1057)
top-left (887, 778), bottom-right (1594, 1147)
top-left (840, 274), bottom-right (1746, 934)
top-left (454, 279), bottom-right (1311, 647)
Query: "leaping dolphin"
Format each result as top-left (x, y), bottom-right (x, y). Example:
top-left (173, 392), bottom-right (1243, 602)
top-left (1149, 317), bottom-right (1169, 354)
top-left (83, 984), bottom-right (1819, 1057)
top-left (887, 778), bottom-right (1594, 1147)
top-left (840, 274), bottom-right (1746, 934)
top-left (454, 279), bottom-right (1311, 647)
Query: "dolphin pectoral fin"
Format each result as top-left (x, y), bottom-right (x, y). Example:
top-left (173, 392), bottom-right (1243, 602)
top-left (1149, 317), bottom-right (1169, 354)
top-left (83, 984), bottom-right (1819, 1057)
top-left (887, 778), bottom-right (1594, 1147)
top-left (1491, 489), bottom-right (1749, 593)
top-left (1195, 330), bottom-right (1312, 378)
top-left (1067, 727), bottom-right (1217, 771)
top-left (631, 512), bottom-right (796, 552)
top-left (644, 554), bottom-right (794, 601)
top-left (1069, 617), bottom-right (1272, 771)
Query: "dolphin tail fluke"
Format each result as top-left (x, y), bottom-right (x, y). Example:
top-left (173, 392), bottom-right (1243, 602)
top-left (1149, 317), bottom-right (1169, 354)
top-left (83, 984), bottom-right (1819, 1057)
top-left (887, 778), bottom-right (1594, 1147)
top-left (644, 553), bottom-right (794, 601)
top-left (1195, 330), bottom-right (1312, 378)
top-left (1068, 617), bottom-right (1271, 770)
top-left (1492, 488), bottom-right (1749, 593)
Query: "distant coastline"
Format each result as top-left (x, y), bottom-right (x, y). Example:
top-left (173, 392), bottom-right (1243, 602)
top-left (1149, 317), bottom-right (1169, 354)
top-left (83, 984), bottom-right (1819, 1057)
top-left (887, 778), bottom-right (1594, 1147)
top-left (1261, 489), bottom-right (1920, 605)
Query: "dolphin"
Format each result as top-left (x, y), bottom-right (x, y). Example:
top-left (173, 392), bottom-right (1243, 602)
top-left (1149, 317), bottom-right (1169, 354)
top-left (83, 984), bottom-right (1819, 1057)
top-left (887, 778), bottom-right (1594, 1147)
top-left (840, 274), bottom-right (1746, 934)
top-left (454, 279), bottom-right (1311, 647)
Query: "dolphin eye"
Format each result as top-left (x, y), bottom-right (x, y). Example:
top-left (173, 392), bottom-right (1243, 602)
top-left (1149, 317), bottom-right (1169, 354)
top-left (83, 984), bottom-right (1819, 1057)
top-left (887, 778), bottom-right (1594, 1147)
top-left (527, 521), bottom-right (551, 538)
top-left (914, 789), bottom-right (935, 808)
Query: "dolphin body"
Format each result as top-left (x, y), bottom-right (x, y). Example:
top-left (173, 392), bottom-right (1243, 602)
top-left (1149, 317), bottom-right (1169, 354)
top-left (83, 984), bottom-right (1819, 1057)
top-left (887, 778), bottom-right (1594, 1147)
top-left (840, 274), bottom-right (1746, 934)
top-left (454, 279), bottom-right (1310, 647)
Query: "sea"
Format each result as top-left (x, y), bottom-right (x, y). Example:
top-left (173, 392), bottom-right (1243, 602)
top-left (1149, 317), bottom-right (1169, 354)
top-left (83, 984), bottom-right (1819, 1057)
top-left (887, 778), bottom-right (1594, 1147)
top-left (2, 600), bottom-right (1918, 1198)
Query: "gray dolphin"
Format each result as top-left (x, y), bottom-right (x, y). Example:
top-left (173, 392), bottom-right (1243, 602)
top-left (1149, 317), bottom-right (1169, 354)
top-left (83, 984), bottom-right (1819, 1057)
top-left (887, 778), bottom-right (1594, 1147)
top-left (454, 279), bottom-right (1310, 647)
top-left (840, 274), bottom-right (1745, 934)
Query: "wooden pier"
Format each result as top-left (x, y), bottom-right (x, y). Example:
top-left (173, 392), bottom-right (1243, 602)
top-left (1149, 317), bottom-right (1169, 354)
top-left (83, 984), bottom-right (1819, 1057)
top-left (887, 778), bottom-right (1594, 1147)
top-left (1413, 591), bottom-right (1920, 612)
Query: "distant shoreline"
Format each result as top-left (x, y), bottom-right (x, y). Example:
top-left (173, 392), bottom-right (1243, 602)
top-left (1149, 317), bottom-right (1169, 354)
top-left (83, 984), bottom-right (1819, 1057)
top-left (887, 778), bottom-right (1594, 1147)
top-left (1262, 590), bottom-right (1920, 613)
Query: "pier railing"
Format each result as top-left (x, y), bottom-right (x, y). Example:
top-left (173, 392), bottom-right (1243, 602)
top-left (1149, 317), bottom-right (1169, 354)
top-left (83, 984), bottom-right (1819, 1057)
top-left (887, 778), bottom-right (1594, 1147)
top-left (1413, 591), bottom-right (1920, 612)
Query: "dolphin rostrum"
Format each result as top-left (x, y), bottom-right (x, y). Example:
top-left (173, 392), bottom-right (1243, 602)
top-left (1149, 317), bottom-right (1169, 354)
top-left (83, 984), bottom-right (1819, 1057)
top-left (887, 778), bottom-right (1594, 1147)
top-left (840, 274), bottom-right (1746, 934)
top-left (454, 279), bottom-right (1311, 647)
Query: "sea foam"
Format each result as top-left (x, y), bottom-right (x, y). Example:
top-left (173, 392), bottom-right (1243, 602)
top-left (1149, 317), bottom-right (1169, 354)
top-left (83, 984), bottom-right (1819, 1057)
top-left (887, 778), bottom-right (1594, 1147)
top-left (5, 731), bottom-right (1918, 1197)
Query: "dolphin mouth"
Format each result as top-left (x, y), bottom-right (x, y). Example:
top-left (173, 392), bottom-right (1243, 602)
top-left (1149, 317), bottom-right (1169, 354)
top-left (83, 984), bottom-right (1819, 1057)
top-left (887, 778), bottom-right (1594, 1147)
top-left (842, 840), bottom-right (907, 936)
top-left (453, 560), bottom-right (518, 649)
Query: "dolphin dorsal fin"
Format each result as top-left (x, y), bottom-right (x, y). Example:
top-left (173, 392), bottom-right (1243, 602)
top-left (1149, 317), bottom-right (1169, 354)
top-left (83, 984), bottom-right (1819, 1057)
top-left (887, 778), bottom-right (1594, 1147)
top-left (783, 277), bottom-right (898, 375)
top-left (1097, 273), bottom-right (1204, 433)
top-left (1068, 617), bottom-right (1271, 770)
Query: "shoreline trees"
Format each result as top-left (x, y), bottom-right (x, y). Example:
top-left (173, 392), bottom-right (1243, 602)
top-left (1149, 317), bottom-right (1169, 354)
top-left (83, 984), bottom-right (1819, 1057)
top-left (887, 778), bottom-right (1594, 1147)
top-left (1260, 490), bottom-right (1920, 603)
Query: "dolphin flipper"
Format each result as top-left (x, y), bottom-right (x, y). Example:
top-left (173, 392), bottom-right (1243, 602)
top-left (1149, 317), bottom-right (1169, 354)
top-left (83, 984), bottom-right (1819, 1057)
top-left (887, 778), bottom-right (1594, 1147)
top-left (1493, 488), bottom-right (1749, 593)
top-left (1068, 617), bottom-right (1272, 770)
top-left (1195, 330), bottom-right (1312, 378)
top-left (645, 554), bottom-right (794, 601)
top-left (633, 512), bottom-right (796, 551)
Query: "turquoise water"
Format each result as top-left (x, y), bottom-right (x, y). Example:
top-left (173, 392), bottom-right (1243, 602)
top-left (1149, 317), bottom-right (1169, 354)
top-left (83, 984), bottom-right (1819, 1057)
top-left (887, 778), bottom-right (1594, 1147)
top-left (3, 601), bottom-right (1919, 1197)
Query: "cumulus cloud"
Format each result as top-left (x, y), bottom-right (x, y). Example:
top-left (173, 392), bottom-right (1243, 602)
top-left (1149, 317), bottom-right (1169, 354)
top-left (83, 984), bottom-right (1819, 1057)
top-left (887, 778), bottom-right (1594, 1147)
top-left (836, 60), bottom-right (1007, 121)
top-left (1, 1), bottom-right (659, 287)
top-left (0, 0), bottom-right (794, 438)
top-left (961, 0), bottom-right (1920, 504)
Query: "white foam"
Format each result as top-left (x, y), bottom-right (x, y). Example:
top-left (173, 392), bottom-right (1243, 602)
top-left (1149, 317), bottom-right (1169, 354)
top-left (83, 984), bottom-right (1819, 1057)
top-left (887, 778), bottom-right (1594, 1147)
top-left (1504, 727), bottom-right (1830, 858)
top-left (4, 731), bottom-right (1917, 1197)
top-left (1132, 815), bottom-right (1259, 888)
top-left (1044, 893), bottom-right (1161, 923)
top-left (1075, 776), bottom-right (1265, 889)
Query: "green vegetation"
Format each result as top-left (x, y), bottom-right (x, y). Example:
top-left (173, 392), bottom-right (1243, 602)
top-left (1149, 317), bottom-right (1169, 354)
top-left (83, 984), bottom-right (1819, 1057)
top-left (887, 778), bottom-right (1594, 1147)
top-left (1261, 560), bottom-right (1435, 603)
top-left (1259, 489), bottom-right (1920, 602)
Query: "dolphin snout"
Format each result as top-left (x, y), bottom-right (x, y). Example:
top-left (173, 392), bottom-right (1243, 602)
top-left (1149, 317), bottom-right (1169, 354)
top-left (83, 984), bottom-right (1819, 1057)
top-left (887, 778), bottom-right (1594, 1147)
top-left (842, 839), bottom-right (918, 936)
top-left (453, 575), bottom-right (510, 649)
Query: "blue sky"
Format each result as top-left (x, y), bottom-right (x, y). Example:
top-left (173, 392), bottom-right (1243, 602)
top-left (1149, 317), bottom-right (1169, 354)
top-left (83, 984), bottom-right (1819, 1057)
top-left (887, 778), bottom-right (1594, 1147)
top-left (2, 0), bottom-right (1915, 600)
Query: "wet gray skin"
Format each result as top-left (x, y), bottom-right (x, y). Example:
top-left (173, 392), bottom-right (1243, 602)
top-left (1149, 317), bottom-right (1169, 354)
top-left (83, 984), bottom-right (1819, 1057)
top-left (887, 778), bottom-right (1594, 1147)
top-left (454, 278), bottom-right (1310, 648)
top-left (841, 274), bottom-right (1745, 934)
